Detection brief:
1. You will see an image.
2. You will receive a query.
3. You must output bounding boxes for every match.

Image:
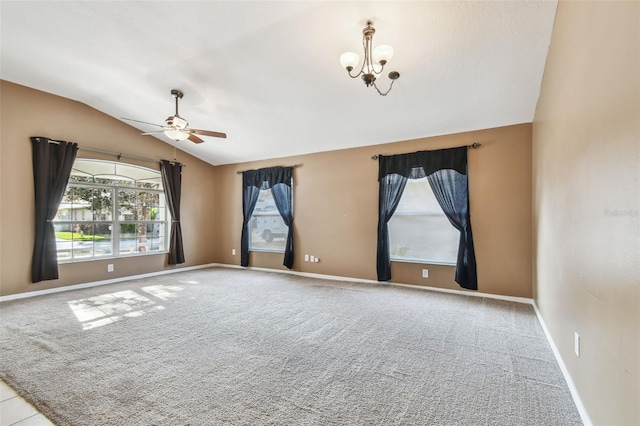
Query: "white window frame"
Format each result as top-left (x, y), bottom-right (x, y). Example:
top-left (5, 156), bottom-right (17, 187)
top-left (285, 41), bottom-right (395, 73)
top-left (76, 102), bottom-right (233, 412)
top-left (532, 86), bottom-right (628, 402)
top-left (388, 177), bottom-right (459, 266)
top-left (248, 180), bottom-right (292, 254)
top-left (54, 160), bottom-right (169, 263)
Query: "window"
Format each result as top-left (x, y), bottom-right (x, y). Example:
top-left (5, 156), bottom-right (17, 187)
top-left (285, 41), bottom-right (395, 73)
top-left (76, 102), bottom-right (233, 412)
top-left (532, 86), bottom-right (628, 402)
top-left (54, 159), bottom-right (169, 262)
top-left (388, 177), bottom-right (458, 264)
top-left (249, 189), bottom-right (288, 252)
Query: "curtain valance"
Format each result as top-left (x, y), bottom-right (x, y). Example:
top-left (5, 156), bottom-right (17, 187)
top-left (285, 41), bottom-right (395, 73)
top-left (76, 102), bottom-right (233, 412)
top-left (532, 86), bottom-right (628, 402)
top-left (378, 146), bottom-right (468, 180)
top-left (242, 166), bottom-right (292, 190)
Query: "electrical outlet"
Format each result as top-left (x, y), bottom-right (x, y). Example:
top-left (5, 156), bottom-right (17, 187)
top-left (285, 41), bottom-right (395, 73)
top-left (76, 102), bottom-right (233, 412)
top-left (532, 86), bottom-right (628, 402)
top-left (422, 269), bottom-right (429, 278)
top-left (232, 249), bottom-right (236, 256)
top-left (574, 332), bottom-right (580, 357)
top-left (310, 256), bottom-right (315, 262)
top-left (304, 254), bottom-right (309, 262)
top-left (107, 264), bottom-right (114, 272)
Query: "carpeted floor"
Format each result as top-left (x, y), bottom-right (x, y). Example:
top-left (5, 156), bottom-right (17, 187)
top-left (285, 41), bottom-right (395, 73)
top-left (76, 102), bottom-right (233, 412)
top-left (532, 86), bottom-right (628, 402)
top-left (0, 267), bottom-right (582, 425)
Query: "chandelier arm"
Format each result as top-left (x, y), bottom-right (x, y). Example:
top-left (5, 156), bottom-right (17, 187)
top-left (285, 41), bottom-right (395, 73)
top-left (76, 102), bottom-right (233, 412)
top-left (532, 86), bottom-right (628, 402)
top-left (344, 36), bottom-right (369, 78)
top-left (373, 78), bottom-right (396, 96)
top-left (346, 68), bottom-right (364, 79)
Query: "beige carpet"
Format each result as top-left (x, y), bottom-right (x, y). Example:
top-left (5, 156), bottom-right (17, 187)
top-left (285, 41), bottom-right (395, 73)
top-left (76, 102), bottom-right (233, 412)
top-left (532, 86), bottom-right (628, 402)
top-left (0, 267), bottom-right (581, 425)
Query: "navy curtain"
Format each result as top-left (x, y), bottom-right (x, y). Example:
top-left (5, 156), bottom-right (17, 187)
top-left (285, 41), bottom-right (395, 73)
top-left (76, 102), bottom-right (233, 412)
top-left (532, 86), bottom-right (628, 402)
top-left (271, 183), bottom-right (294, 269)
top-left (31, 137), bottom-right (78, 283)
top-left (241, 166), bottom-right (294, 268)
top-left (160, 160), bottom-right (185, 265)
top-left (240, 184), bottom-right (260, 267)
top-left (377, 146), bottom-right (477, 290)
top-left (376, 174), bottom-right (408, 281)
top-left (427, 169), bottom-right (476, 289)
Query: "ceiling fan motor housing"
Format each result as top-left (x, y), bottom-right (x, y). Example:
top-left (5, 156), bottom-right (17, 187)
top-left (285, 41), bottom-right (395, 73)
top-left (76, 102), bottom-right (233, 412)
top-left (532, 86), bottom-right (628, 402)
top-left (166, 115), bottom-right (188, 129)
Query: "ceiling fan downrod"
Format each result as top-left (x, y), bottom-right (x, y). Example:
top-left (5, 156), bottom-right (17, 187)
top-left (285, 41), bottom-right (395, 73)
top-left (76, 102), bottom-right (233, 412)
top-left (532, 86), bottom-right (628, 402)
top-left (171, 89), bottom-right (183, 116)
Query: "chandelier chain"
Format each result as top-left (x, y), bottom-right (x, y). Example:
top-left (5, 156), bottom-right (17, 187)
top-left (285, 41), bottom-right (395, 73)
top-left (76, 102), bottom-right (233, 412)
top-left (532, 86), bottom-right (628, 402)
top-left (373, 78), bottom-right (396, 96)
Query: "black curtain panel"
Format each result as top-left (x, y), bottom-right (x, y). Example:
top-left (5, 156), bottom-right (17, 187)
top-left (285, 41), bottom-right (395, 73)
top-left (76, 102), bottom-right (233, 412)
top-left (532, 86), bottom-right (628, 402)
top-left (31, 137), bottom-right (78, 283)
top-left (377, 146), bottom-right (478, 290)
top-left (240, 184), bottom-right (260, 267)
top-left (160, 160), bottom-right (185, 265)
top-left (427, 169), bottom-right (477, 290)
top-left (241, 166), bottom-right (294, 268)
top-left (376, 173), bottom-right (408, 281)
top-left (271, 183), bottom-right (294, 269)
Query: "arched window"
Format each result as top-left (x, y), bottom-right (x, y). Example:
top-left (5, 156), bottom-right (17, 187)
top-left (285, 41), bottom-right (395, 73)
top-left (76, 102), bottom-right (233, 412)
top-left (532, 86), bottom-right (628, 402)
top-left (53, 159), bottom-right (169, 262)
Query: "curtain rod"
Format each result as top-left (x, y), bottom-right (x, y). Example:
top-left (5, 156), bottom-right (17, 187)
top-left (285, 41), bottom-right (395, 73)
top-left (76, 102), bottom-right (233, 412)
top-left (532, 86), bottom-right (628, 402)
top-left (370, 142), bottom-right (482, 160)
top-left (236, 164), bottom-right (301, 174)
top-left (34, 137), bottom-right (186, 167)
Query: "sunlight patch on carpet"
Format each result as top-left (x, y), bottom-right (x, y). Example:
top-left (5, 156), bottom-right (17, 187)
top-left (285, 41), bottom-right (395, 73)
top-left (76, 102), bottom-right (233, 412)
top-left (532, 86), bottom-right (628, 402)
top-left (141, 284), bottom-right (184, 300)
top-left (66, 286), bottom-right (185, 330)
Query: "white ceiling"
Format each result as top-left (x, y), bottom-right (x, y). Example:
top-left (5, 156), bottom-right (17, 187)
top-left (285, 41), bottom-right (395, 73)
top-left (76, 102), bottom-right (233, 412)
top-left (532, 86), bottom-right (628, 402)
top-left (0, 1), bottom-right (557, 166)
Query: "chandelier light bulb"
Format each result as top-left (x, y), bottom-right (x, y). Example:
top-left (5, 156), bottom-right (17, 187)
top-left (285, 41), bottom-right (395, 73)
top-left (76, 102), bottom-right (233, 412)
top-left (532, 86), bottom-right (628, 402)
top-left (373, 44), bottom-right (394, 65)
top-left (340, 52), bottom-right (360, 71)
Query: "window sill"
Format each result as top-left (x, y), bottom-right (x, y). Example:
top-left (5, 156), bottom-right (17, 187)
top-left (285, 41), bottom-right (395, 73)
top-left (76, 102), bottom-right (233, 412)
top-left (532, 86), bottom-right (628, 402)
top-left (58, 250), bottom-right (168, 264)
top-left (249, 248), bottom-right (285, 254)
top-left (390, 258), bottom-right (456, 267)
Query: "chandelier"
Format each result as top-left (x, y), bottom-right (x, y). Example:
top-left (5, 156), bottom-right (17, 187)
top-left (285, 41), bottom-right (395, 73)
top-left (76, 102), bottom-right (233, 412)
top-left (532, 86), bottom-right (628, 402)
top-left (340, 21), bottom-right (400, 96)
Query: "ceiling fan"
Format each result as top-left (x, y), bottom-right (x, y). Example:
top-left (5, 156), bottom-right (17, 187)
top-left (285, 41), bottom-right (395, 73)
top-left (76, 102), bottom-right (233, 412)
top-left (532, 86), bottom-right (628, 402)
top-left (122, 89), bottom-right (226, 144)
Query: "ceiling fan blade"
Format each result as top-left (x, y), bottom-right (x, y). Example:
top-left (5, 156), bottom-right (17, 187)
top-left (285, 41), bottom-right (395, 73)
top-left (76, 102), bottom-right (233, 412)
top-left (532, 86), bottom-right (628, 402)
top-left (188, 133), bottom-right (205, 144)
top-left (190, 128), bottom-right (227, 139)
top-left (141, 131), bottom-right (165, 136)
top-left (121, 117), bottom-right (166, 128)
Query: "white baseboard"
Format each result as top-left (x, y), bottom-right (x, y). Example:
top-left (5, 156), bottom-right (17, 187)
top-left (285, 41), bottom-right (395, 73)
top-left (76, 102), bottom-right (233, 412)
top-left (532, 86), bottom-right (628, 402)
top-left (532, 301), bottom-right (592, 426)
top-left (213, 263), bottom-right (533, 305)
top-left (0, 263), bottom-right (218, 302)
top-left (1, 262), bottom-right (532, 306)
top-left (389, 281), bottom-right (532, 304)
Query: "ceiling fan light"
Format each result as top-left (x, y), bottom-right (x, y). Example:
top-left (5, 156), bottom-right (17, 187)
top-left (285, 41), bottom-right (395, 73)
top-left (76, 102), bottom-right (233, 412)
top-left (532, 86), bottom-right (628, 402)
top-left (167, 115), bottom-right (188, 129)
top-left (373, 44), bottom-right (394, 65)
top-left (340, 52), bottom-right (360, 70)
top-left (164, 128), bottom-right (189, 141)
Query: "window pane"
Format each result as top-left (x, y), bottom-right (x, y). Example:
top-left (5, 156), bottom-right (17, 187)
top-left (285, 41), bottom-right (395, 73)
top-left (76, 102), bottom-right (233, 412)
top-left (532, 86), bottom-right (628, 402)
top-left (55, 223), bottom-right (73, 261)
top-left (119, 223), bottom-right (136, 254)
top-left (93, 223), bottom-right (113, 257)
top-left (249, 190), bottom-right (287, 252)
top-left (55, 186), bottom-right (75, 222)
top-left (91, 188), bottom-right (113, 221)
top-left (136, 191), bottom-right (160, 221)
top-left (119, 222), bottom-right (166, 254)
top-left (388, 177), bottom-right (459, 264)
top-left (144, 222), bottom-right (166, 252)
top-left (55, 223), bottom-right (113, 260)
top-left (70, 223), bottom-right (94, 259)
top-left (137, 177), bottom-right (162, 189)
top-left (118, 190), bottom-right (137, 221)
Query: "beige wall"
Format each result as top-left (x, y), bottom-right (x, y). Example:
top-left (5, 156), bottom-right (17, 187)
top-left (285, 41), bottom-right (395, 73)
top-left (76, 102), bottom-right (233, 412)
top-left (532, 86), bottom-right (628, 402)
top-left (0, 81), bottom-right (218, 297)
top-left (1, 81), bottom-right (532, 299)
top-left (214, 123), bottom-right (533, 298)
top-left (532, 1), bottom-right (640, 425)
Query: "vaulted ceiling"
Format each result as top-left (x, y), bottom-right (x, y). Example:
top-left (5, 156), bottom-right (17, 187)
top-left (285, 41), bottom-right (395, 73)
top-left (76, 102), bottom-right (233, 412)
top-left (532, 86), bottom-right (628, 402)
top-left (0, 1), bottom-right (557, 166)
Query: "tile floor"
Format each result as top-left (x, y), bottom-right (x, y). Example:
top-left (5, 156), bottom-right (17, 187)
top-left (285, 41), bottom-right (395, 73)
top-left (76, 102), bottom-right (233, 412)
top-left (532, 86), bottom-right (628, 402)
top-left (0, 380), bottom-right (54, 426)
